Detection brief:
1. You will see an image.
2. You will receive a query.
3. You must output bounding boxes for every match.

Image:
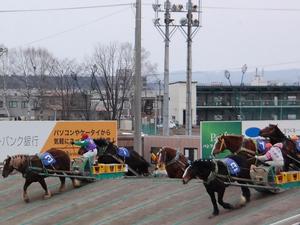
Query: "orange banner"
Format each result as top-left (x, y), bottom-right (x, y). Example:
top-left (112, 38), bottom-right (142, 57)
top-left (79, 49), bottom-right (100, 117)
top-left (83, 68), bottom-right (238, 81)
top-left (40, 121), bottom-right (117, 158)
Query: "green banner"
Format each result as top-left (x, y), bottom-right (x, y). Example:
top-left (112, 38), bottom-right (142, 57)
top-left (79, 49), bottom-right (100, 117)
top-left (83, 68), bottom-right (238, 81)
top-left (201, 121), bottom-right (242, 159)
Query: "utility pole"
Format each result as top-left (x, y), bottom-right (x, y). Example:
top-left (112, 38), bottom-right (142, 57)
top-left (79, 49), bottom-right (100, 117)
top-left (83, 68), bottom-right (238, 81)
top-left (178, 0), bottom-right (201, 135)
top-left (186, 0), bottom-right (192, 135)
top-left (153, 1), bottom-right (201, 136)
top-left (153, 0), bottom-right (174, 136)
top-left (134, 0), bottom-right (142, 155)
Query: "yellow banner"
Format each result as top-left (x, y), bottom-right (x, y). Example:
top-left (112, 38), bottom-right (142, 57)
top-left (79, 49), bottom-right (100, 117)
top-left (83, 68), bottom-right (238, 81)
top-left (40, 121), bottom-right (117, 158)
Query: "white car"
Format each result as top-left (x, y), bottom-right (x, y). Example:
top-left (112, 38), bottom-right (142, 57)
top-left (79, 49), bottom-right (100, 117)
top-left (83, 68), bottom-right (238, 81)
top-left (157, 120), bottom-right (177, 129)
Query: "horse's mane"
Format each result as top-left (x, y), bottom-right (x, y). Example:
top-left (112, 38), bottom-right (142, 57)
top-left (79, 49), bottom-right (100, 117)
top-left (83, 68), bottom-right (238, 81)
top-left (94, 138), bottom-right (116, 147)
top-left (271, 124), bottom-right (287, 138)
top-left (9, 154), bottom-right (30, 169)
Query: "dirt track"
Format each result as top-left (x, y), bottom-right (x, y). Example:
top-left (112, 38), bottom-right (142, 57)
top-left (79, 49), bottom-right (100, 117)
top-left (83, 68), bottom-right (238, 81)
top-left (1, 174), bottom-right (300, 225)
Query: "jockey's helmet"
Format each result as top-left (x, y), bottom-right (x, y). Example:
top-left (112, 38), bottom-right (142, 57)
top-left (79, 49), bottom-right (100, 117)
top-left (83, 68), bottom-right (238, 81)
top-left (265, 143), bottom-right (272, 150)
top-left (291, 134), bottom-right (299, 141)
top-left (81, 133), bottom-right (89, 140)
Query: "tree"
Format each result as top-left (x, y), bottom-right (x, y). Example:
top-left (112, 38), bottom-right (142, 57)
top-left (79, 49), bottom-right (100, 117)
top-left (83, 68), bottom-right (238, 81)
top-left (88, 42), bottom-right (157, 122)
top-left (9, 47), bottom-right (56, 120)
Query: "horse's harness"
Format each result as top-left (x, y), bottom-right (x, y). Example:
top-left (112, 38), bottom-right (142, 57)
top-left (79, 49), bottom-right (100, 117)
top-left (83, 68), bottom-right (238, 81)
top-left (218, 137), bottom-right (256, 158)
top-left (205, 159), bottom-right (247, 185)
top-left (161, 149), bottom-right (187, 171)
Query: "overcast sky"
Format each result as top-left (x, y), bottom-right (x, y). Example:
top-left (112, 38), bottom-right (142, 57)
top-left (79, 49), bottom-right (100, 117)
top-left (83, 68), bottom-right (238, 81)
top-left (1, 0), bottom-right (300, 74)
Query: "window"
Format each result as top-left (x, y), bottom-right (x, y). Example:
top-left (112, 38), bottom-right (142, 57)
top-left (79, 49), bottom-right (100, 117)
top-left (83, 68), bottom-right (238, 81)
top-left (0, 101), bottom-right (3, 108)
top-left (184, 148), bottom-right (198, 162)
top-left (21, 101), bottom-right (28, 108)
top-left (214, 96), bottom-right (223, 106)
top-left (214, 114), bottom-right (223, 120)
top-left (287, 96), bottom-right (296, 105)
top-left (8, 101), bottom-right (18, 108)
top-left (288, 114), bottom-right (296, 120)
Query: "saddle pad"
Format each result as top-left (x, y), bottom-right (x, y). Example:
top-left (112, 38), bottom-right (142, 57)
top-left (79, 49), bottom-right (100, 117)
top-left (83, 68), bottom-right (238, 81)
top-left (256, 139), bottom-right (267, 154)
top-left (222, 158), bottom-right (240, 176)
top-left (295, 140), bottom-right (300, 152)
top-left (117, 147), bottom-right (130, 158)
top-left (40, 152), bottom-right (56, 166)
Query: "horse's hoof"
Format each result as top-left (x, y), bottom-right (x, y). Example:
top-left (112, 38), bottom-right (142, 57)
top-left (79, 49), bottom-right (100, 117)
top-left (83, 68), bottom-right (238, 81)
top-left (223, 203), bottom-right (233, 209)
top-left (44, 191), bottom-right (52, 199)
top-left (208, 214), bottom-right (217, 219)
top-left (58, 186), bottom-right (66, 192)
top-left (239, 195), bottom-right (247, 206)
top-left (23, 198), bottom-right (30, 203)
top-left (72, 179), bottom-right (81, 188)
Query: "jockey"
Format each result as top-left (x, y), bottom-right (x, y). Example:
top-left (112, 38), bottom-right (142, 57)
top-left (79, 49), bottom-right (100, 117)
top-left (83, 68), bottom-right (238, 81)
top-left (290, 134), bottom-right (299, 141)
top-left (72, 133), bottom-right (98, 165)
top-left (255, 142), bottom-right (284, 172)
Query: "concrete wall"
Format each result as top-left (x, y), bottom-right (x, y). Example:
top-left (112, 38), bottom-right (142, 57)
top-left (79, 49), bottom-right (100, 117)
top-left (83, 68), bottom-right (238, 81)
top-left (143, 135), bottom-right (200, 163)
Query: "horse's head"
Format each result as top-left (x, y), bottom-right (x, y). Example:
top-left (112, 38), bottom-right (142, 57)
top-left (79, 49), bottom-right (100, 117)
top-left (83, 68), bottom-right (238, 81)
top-left (2, 156), bottom-right (13, 178)
top-left (182, 159), bottom-right (212, 184)
top-left (156, 147), bottom-right (176, 167)
top-left (211, 135), bottom-right (227, 155)
top-left (259, 124), bottom-right (278, 138)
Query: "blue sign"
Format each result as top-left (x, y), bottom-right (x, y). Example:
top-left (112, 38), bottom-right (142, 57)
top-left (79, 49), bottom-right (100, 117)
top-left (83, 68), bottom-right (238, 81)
top-left (245, 127), bottom-right (260, 137)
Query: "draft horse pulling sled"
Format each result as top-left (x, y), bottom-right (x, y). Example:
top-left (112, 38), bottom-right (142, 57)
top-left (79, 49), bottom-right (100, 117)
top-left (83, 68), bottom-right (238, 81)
top-left (2, 139), bottom-right (149, 202)
top-left (182, 134), bottom-right (300, 217)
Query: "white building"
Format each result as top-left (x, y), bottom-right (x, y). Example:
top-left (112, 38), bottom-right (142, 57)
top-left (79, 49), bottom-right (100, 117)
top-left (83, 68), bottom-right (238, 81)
top-left (169, 81), bottom-right (197, 126)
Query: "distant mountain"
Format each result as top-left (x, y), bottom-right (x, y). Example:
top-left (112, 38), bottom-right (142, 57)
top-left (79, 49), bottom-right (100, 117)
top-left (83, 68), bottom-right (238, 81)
top-left (161, 69), bottom-right (300, 86)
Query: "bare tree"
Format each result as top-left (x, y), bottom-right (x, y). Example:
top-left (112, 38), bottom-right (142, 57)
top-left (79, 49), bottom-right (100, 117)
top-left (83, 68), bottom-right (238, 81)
top-left (9, 47), bottom-right (56, 120)
top-left (88, 42), bottom-right (157, 122)
top-left (51, 58), bottom-right (87, 120)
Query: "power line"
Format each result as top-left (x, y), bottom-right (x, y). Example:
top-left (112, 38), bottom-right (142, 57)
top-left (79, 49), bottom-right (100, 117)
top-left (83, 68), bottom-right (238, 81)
top-left (22, 7), bottom-right (131, 46)
top-left (0, 3), bottom-right (133, 13)
top-left (203, 6), bottom-right (300, 12)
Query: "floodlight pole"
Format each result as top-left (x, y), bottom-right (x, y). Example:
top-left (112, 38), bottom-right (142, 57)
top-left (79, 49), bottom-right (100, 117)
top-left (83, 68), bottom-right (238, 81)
top-left (153, 1), bottom-right (201, 136)
top-left (134, 0), bottom-right (142, 155)
top-left (162, 0), bottom-right (171, 136)
top-left (186, 0), bottom-right (192, 135)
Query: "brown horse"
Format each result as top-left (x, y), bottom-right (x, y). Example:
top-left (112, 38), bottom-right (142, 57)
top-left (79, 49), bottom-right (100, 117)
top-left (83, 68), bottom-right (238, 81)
top-left (212, 134), bottom-right (257, 161)
top-left (259, 124), bottom-right (300, 171)
top-left (2, 148), bottom-right (80, 202)
top-left (156, 147), bottom-right (190, 178)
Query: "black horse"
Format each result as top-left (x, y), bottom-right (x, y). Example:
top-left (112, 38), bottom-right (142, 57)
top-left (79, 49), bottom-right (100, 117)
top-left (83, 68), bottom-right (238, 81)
top-left (2, 148), bottom-right (80, 202)
top-left (85, 138), bottom-right (150, 176)
top-left (182, 154), bottom-right (251, 218)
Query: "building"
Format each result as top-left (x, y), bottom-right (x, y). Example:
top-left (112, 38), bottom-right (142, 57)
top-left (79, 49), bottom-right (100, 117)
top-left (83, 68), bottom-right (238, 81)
top-left (196, 85), bottom-right (300, 123)
top-left (169, 81), bottom-right (197, 126)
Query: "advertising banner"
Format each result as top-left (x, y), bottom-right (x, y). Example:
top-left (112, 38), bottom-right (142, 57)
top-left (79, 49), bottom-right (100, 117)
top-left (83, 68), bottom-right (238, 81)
top-left (201, 121), bottom-right (241, 158)
top-left (0, 121), bottom-right (117, 161)
top-left (242, 120), bottom-right (300, 138)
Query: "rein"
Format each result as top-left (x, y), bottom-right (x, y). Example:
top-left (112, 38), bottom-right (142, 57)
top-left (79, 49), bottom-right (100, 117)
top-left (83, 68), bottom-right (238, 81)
top-left (219, 138), bottom-right (226, 151)
top-left (164, 149), bottom-right (187, 171)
